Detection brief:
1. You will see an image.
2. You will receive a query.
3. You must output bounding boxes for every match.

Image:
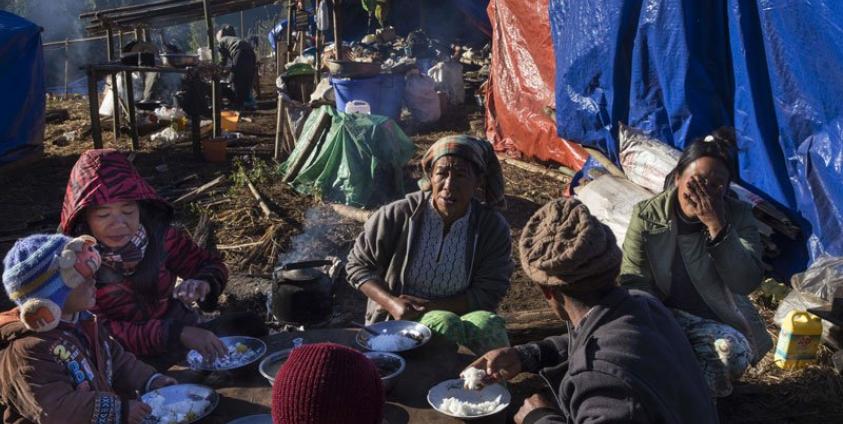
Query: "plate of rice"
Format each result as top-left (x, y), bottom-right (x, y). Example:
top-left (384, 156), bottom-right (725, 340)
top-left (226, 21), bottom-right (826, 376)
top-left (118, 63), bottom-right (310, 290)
top-left (142, 384), bottom-right (218, 424)
top-left (186, 336), bottom-right (266, 371)
top-left (427, 379), bottom-right (510, 419)
top-left (355, 320), bottom-right (432, 353)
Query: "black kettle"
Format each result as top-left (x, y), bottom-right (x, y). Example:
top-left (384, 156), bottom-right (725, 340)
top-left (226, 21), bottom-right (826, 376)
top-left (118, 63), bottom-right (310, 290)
top-left (271, 259), bottom-right (335, 326)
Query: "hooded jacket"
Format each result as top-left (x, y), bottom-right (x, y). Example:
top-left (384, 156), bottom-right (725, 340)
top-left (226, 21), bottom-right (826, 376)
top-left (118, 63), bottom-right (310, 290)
top-left (60, 150), bottom-right (228, 356)
top-left (0, 309), bottom-right (157, 424)
top-left (346, 190), bottom-right (513, 324)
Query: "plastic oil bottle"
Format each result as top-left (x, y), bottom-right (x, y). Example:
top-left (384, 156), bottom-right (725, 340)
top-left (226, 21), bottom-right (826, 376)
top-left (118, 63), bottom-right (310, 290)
top-left (774, 311), bottom-right (822, 369)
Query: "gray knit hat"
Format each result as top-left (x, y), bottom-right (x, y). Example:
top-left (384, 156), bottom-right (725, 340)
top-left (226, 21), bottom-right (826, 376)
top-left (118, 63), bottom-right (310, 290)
top-left (519, 198), bottom-right (621, 292)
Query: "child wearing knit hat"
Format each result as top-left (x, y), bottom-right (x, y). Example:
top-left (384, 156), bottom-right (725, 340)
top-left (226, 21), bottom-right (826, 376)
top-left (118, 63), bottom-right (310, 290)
top-left (272, 343), bottom-right (385, 424)
top-left (0, 234), bottom-right (177, 424)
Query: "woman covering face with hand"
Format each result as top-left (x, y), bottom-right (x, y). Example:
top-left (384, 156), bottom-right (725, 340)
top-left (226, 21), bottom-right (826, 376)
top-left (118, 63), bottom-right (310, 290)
top-left (346, 135), bottom-right (514, 355)
top-left (619, 128), bottom-right (773, 397)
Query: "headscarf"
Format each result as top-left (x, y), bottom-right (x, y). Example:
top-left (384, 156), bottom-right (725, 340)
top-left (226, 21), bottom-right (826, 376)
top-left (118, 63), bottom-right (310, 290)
top-left (519, 198), bottom-right (621, 293)
top-left (419, 135), bottom-right (506, 208)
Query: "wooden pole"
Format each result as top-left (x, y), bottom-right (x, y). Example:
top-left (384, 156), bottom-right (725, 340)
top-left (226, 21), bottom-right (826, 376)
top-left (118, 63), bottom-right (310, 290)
top-left (203, 0), bottom-right (221, 137)
top-left (274, 95), bottom-right (284, 161)
top-left (124, 70), bottom-right (139, 150)
top-left (240, 10), bottom-right (245, 37)
top-left (285, 0), bottom-right (293, 64)
top-left (244, 174), bottom-right (274, 218)
top-left (106, 28), bottom-right (121, 140)
top-left (283, 110), bottom-right (331, 182)
top-left (63, 39), bottom-right (69, 98)
top-left (332, 0), bottom-right (342, 60)
top-left (86, 68), bottom-right (104, 149)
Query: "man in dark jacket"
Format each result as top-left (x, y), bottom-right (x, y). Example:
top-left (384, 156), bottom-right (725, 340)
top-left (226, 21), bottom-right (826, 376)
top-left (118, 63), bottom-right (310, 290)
top-left (470, 199), bottom-right (718, 424)
top-left (216, 25), bottom-right (257, 109)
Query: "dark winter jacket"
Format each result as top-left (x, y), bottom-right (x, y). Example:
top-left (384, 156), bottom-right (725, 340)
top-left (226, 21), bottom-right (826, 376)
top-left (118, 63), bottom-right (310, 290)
top-left (346, 190), bottom-right (513, 324)
top-left (0, 309), bottom-right (158, 424)
top-left (514, 288), bottom-right (718, 424)
top-left (59, 150), bottom-right (228, 356)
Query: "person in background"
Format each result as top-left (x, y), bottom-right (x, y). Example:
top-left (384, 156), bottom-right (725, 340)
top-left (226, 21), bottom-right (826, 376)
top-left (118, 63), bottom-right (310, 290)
top-left (271, 343), bottom-right (384, 424)
top-left (619, 128), bottom-right (772, 397)
top-left (216, 24), bottom-right (257, 110)
top-left (471, 199), bottom-right (717, 424)
top-left (346, 135), bottom-right (513, 355)
top-left (0, 234), bottom-right (177, 424)
top-left (60, 149), bottom-right (266, 370)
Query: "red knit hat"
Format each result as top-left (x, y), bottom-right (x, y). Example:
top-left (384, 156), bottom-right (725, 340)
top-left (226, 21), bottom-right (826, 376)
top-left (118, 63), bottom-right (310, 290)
top-left (272, 343), bottom-right (385, 424)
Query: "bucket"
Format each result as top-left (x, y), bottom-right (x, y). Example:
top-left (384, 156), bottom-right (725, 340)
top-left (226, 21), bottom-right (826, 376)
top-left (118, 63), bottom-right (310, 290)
top-left (202, 137), bottom-right (227, 163)
top-left (221, 111), bottom-right (240, 132)
top-left (331, 74), bottom-right (404, 120)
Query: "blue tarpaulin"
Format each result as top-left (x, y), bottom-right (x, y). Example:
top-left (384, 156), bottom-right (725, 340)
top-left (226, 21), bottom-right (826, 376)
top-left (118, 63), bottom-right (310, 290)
top-left (0, 11), bottom-right (45, 162)
top-left (549, 0), bottom-right (843, 270)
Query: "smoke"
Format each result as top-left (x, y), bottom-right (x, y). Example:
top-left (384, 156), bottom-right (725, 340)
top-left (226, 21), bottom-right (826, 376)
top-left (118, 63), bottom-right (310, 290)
top-left (275, 206), bottom-right (361, 268)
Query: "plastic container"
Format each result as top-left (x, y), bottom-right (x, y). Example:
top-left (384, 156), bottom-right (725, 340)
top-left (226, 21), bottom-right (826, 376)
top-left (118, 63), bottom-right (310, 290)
top-left (774, 310), bottom-right (822, 369)
top-left (344, 100), bottom-right (371, 114)
top-left (197, 47), bottom-right (212, 62)
top-left (221, 111), bottom-right (240, 132)
top-left (331, 74), bottom-right (404, 120)
top-left (202, 137), bottom-right (227, 163)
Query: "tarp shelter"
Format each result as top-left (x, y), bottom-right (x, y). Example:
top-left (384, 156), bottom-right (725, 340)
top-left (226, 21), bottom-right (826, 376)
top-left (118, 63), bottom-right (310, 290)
top-left (548, 0), bottom-right (843, 271)
top-left (0, 11), bottom-right (45, 164)
top-left (484, 0), bottom-right (587, 170)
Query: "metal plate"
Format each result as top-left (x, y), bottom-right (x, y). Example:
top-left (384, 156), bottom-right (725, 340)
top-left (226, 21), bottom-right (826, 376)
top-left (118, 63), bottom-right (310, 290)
top-left (355, 320), bottom-right (432, 353)
top-left (141, 384), bottom-right (219, 424)
top-left (226, 414), bottom-right (272, 424)
top-left (258, 348), bottom-right (293, 385)
top-left (427, 379), bottom-right (510, 420)
top-left (187, 336), bottom-right (267, 372)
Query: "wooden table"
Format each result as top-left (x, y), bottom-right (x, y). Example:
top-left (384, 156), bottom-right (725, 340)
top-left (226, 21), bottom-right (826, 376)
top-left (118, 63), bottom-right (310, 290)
top-left (177, 328), bottom-right (511, 423)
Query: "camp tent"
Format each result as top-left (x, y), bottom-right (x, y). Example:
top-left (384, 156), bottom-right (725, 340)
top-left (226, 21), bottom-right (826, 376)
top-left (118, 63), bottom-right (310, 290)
top-left (484, 0), bottom-right (843, 272)
top-left (484, 0), bottom-right (587, 171)
top-left (0, 11), bottom-right (45, 164)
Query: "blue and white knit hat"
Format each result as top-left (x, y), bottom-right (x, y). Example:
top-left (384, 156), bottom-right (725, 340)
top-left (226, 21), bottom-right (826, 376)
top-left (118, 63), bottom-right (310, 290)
top-left (2, 234), bottom-right (99, 332)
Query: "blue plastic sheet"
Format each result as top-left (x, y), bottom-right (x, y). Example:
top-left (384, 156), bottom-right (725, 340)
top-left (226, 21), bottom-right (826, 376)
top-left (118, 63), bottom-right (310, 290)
top-left (549, 0), bottom-right (843, 270)
top-left (0, 11), bottom-right (45, 161)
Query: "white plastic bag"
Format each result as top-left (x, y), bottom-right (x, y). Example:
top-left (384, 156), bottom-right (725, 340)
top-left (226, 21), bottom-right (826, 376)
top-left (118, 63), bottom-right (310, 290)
top-left (310, 78), bottom-right (335, 104)
top-left (618, 123), bottom-right (681, 193)
top-left (98, 73), bottom-right (144, 117)
top-left (154, 106), bottom-right (186, 122)
top-left (428, 61), bottom-right (465, 105)
top-left (316, 0), bottom-right (331, 31)
top-left (150, 127), bottom-right (185, 144)
top-left (576, 174), bottom-right (656, 247)
top-left (404, 71), bottom-right (441, 124)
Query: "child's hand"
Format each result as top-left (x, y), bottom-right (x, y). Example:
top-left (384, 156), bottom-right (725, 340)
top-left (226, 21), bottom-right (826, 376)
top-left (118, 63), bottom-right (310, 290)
top-left (174, 279), bottom-right (211, 304)
top-left (127, 400), bottom-right (151, 424)
top-left (149, 375), bottom-right (178, 390)
top-left (180, 326), bottom-right (227, 360)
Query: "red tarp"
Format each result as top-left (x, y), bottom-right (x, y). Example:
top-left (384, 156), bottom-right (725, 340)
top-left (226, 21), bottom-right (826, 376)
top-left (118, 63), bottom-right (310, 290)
top-left (484, 0), bottom-right (587, 170)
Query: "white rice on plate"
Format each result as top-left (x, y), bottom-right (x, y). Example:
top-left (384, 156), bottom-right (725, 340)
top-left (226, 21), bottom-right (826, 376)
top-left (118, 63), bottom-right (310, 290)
top-left (439, 395), bottom-right (503, 417)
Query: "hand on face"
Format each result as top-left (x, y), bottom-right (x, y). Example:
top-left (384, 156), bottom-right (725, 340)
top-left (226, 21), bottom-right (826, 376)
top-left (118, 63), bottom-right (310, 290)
top-left (676, 157), bottom-right (729, 237)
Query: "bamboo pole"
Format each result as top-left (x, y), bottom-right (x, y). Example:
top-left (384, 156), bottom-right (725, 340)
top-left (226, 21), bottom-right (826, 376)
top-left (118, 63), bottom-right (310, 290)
top-left (86, 68), bottom-right (104, 149)
top-left (244, 174), bottom-right (273, 218)
top-left (285, 0), bottom-right (293, 64)
top-left (499, 157), bottom-right (571, 184)
top-left (203, 0), bottom-right (221, 137)
top-left (274, 95), bottom-right (284, 161)
top-left (106, 29), bottom-right (120, 139)
top-left (63, 39), bottom-right (69, 98)
top-left (583, 147), bottom-right (625, 178)
top-left (332, 0), bottom-right (342, 60)
top-left (124, 70), bottom-right (139, 150)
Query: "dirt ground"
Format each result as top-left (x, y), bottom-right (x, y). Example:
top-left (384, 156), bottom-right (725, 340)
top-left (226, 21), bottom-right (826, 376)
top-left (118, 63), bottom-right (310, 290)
top-left (2, 76), bottom-right (843, 423)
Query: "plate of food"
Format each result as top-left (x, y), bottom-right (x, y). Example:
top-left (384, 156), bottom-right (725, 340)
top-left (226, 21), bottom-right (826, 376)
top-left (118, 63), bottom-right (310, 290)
top-left (142, 384), bottom-right (218, 424)
top-left (186, 336), bottom-right (267, 371)
top-left (355, 320), bottom-right (432, 353)
top-left (427, 379), bottom-right (510, 420)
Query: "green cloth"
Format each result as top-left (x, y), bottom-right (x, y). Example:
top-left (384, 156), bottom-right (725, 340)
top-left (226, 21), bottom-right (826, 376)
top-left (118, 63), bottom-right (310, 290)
top-left (280, 106), bottom-right (416, 208)
top-left (618, 188), bottom-right (772, 362)
top-left (419, 310), bottom-right (509, 355)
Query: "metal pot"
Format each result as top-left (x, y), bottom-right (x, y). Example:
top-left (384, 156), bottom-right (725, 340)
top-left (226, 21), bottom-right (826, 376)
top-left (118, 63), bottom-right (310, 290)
top-left (271, 260), bottom-right (335, 326)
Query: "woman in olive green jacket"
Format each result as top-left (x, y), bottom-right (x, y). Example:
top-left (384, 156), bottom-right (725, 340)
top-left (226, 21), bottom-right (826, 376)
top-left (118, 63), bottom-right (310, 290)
top-left (619, 128), bottom-right (772, 398)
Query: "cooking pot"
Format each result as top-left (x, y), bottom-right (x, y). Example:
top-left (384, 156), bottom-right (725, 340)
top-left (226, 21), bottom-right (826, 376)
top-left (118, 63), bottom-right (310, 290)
top-left (271, 260), bottom-right (335, 325)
